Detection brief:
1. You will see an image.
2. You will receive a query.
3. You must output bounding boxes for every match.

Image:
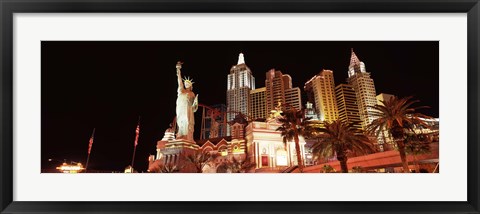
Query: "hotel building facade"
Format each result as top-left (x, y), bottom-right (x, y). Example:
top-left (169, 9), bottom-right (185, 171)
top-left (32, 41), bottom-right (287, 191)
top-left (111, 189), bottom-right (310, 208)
top-left (246, 120), bottom-right (307, 170)
top-left (346, 49), bottom-right (378, 129)
top-left (304, 69), bottom-right (338, 122)
top-left (335, 83), bottom-right (362, 130)
top-left (265, 69), bottom-right (302, 113)
top-left (249, 87), bottom-right (267, 120)
top-left (227, 53), bottom-right (255, 132)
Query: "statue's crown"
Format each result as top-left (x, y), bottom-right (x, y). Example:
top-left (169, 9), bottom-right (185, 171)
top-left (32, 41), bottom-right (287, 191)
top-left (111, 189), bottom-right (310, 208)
top-left (183, 76), bottom-right (194, 85)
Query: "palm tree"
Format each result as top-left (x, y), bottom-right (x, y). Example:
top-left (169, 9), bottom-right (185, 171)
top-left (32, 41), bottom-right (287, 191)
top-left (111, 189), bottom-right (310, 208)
top-left (321, 164), bottom-right (336, 173)
top-left (185, 150), bottom-right (217, 173)
top-left (215, 162), bottom-right (229, 173)
top-left (276, 108), bottom-right (312, 172)
top-left (367, 96), bottom-right (430, 173)
top-left (148, 162), bottom-right (182, 173)
top-left (404, 132), bottom-right (433, 172)
top-left (312, 120), bottom-right (375, 173)
top-left (351, 166), bottom-right (365, 173)
top-left (227, 155), bottom-right (256, 173)
top-left (159, 162), bottom-right (180, 173)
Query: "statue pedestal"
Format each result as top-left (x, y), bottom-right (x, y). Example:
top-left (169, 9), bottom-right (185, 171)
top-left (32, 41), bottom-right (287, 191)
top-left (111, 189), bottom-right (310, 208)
top-left (165, 139), bottom-right (200, 150)
top-left (156, 139), bottom-right (199, 173)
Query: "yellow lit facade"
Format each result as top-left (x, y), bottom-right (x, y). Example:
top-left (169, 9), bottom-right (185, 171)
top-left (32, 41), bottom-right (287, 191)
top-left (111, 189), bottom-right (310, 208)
top-left (284, 87), bottom-right (302, 111)
top-left (249, 87), bottom-right (267, 120)
top-left (375, 93), bottom-right (396, 147)
top-left (347, 49), bottom-right (378, 129)
top-left (304, 69), bottom-right (338, 122)
top-left (376, 93), bottom-right (395, 106)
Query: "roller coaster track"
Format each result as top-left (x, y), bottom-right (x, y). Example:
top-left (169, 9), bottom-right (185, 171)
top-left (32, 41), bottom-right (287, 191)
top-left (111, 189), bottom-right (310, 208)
top-left (198, 103), bottom-right (254, 140)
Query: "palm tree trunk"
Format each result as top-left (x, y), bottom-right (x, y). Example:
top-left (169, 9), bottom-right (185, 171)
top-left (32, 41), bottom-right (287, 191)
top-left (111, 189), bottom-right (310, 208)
top-left (397, 140), bottom-right (410, 173)
top-left (336, 150), bottom-right (348, 173)
top-left (294, 133), bottom-right (304, 172)
top-left (340, 159), bottom-right (348, 173)
top-left (413, 155), bottom-right (419, 173)
top-left (196, 164), bottom-right (202, 173)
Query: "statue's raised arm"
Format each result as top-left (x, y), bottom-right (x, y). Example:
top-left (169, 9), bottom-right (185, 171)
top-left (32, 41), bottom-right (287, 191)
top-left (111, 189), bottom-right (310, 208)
top-left (176, 61), bottom-right (184, 93)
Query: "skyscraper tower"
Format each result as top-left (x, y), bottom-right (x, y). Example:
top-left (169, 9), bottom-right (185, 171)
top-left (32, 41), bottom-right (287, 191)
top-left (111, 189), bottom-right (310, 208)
top-left (265, 69), bottom-right (301, 114)
top-left (227, 53), bottom-right (255, 133)
top-left (335, 84), bottom-right (362, 130)
top-left (346, 49), bottom-right (378, 129)
top-left (249, 87), bottom-right (267, 120)
top-left (304, 69), bottom-right (338, 122)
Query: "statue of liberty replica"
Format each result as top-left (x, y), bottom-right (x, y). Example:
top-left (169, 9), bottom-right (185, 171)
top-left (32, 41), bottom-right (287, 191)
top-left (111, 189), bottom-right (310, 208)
top-left (148, 61), bottom-right (200, 173)
top-left (175, 61), bottom-right (198, 142)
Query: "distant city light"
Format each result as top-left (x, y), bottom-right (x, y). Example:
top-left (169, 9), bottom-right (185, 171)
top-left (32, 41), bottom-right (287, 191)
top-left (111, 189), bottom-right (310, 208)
top-left (56, 163), bottom-right (84, 173)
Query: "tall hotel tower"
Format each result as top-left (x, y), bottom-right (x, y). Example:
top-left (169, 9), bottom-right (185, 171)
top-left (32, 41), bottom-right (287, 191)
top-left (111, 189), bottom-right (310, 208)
top-left (265, 69), bottom-right (302, 114)
top-left (335, 84), bottom-right (362, 130)
top-left (304, 69), bottom-right (338, 122)
top-left (227, 53), bottom-right (255, 131)
top-left (346, 49), bottom-right (378, 129)
top-left (249, 87), bottom-right (267, 120)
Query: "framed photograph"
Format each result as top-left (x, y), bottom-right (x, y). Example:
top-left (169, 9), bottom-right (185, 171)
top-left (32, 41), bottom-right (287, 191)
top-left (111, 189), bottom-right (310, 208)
top-left (1, 0), bottom-right (479, 213)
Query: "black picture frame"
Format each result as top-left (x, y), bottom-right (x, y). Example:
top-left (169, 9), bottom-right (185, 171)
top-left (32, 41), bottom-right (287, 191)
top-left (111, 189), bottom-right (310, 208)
top-left (1, 0), bottom-right (479, 213)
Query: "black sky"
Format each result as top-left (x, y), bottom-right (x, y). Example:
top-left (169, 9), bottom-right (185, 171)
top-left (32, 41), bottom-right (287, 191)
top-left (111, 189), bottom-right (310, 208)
top-left (41, 41), bottom-right (439, 172)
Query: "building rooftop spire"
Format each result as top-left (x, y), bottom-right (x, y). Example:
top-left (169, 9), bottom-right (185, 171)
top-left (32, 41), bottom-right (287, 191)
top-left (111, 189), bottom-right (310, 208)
top-left (349, 48), bottom-right (360, 67)
top-left (237, 52), bottom-right (245, 65)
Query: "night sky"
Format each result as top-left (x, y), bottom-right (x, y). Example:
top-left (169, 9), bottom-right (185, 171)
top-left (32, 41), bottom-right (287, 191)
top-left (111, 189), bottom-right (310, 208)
top-left (41, 41), bottom-right (439, 172)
